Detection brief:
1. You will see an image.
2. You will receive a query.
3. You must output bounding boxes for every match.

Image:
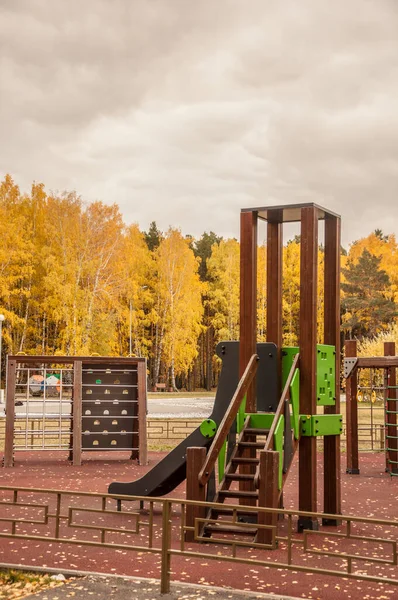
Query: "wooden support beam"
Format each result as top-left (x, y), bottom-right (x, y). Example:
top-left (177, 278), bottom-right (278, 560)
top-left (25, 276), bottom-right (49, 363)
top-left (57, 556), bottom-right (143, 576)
top-left (4, 358), bottom-right (16, 468)
top-left (72, 361), bottom-right (82, 467)
top-left (137, 361), bottom-right (148, 465)
top-left (385, 342), bottom-right (397, 474)
top-left (345, 340), bottom-right (359, 474)
top-left (323, 215), bottom-right (342, 524)
top-left (257, 450), bottom-right (279, 545)
top-left (266, 210), bottom-right (283, 375)
top-left (185, 447), bottom-right (207, 542)
top-left (298, 206), bottom-right (319, 531)
top-left (239, 210), bottom-right (258, 413)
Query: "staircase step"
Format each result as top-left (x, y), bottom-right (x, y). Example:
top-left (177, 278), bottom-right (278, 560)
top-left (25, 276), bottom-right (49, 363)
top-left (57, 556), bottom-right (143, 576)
top-left (231, 457), bottom-right (259, 465)
top-left (225, 473), bottom-right (255, 481)
top-left (203, 524), bottom-right (256, 536)
top-left (210, 506), bottom-right (257, 517)
top-left (238, 442), bottom-right (265, 449)
top-left (244, 428), bottom-right (269, 435)
top-left (218, 490), bottom-right (258, 499)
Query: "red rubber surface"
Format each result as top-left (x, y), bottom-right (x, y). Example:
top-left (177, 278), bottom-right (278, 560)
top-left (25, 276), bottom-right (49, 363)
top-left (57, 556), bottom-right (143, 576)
top-left (0, 450), bottom-right (397, 600)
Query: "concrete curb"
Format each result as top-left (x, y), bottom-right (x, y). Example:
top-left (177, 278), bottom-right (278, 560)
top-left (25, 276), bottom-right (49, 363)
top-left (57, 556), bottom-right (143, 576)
top-left (0, 563), bottom-right (304, 600)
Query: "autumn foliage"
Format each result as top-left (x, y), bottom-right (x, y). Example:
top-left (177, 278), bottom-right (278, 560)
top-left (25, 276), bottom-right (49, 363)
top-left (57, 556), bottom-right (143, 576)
top-left (0, 175), bottom-right (397, 389)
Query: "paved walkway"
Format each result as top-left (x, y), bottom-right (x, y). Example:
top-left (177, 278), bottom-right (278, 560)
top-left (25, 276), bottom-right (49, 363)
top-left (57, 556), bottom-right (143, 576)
top-left (31, 575), bottom-right (300, 600)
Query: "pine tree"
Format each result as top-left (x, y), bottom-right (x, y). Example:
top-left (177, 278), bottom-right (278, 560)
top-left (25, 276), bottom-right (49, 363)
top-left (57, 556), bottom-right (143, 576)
top-left (342, 249), bottom-right (397, 338)
top-left (144, 221), bottom-right (163, 251)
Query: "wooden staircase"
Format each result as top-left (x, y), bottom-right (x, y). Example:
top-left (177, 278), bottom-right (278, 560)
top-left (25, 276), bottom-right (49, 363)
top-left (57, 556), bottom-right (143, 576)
top-left (198, 415), bottom-right (271, 541)
top-left (186, 352), bottom-right (300, 546)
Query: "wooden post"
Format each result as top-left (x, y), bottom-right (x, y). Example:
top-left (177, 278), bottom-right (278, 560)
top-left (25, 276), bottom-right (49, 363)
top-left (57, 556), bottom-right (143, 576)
top-left (266, 210), bottom-right (283, 380)
top-left (345, 340), bottom-right (359, 474)
top-left (323, 215), bottom-right (342, 524)
top-left (72, 361), bottom-right (82, 467)
top-left (266, 211), bottom-right (284, 513)
top-left (185, 447), bottom-right (207, 542)
top-left (257, 450), bottom-right (279, 545)
top-left (298, 206), bottom-right (319, 531)
top-left (239, 210), bottom-right (258, 413)
top-left (4, 358), bottom-right (16, 467)
top-left (137, 360), bottom-right (148, 466)
top-left (385, 342), bottom-right (397, 474)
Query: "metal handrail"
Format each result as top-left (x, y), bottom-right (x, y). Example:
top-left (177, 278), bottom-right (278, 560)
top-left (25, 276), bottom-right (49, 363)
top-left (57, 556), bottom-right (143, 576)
top-left (198, 354), bottom-right (259, 486)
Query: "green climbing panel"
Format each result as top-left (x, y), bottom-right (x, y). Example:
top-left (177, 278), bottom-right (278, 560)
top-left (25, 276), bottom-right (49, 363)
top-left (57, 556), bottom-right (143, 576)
top-left (316, 344), bottom-right (335, 406)
top-left (282, 344), bottom-right (336, 407)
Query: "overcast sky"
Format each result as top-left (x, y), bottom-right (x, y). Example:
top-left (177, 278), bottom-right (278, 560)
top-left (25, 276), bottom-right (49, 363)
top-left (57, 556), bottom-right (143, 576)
top-left (1, 0), bottom-right (397, 247)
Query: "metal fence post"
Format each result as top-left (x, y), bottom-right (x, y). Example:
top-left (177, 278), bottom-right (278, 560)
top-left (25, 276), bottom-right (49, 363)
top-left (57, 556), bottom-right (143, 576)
top-left (160, 499), bottom-right (171, 594)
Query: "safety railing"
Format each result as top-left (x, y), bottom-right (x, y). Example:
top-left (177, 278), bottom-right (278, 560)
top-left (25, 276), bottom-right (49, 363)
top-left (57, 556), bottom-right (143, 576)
top-left (1, 485), bottom-right (398, 595)
top-left (198, 354), bottom-right (259, 486)
top-left (254, 353), bottom-right (299, 489)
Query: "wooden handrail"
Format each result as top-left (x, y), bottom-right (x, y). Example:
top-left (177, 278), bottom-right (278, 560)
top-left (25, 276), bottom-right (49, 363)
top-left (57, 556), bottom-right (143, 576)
top-left (254, 353), bottom-right (300, 488)
top-left (198, 354), bottom-right (259, 486)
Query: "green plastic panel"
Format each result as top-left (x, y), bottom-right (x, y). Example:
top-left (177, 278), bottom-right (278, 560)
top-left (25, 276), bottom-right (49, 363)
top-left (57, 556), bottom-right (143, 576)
top-left (316, 344), bottom-right (336, 406)
top-left (218, 439), bottom-right (227, 483)
top-left (274, 415), bottom-right (284, 490)
top-left (200, 418), bottom-right (217, 439)
top-left (237, 393), bottom-right (247, 434)
top-left (290, 369), bottom-right (300, 440)
top-left (300, 414), bottom-right (343, 437)
top-left (247, 413), bottom-right (274, 431)
top-left (282, 347), bottom-right (299, 389)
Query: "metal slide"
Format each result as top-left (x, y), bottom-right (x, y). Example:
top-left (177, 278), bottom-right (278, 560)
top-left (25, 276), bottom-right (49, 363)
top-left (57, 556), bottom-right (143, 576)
top-left (108, 342), bottom-right (277, 498)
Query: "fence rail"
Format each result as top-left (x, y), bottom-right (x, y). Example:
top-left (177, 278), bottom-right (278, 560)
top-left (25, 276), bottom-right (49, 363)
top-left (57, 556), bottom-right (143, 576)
top-left (0, 485), bottom-right (397, 594)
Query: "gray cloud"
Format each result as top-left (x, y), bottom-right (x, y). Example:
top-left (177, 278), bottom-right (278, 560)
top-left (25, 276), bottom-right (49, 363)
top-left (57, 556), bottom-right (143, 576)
top-left (1, 0), bottom-right (398, 246)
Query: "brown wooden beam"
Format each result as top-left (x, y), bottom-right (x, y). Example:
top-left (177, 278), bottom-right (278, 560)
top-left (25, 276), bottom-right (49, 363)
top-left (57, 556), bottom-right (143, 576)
top-left (354, 356), bottom-right (398, 369)
top-left (298, 205), bottom-right (318, 531)
top-left (185, 446), bottom-right (207, 542)
top-left (257, 450), bottom-right (279, 545)
top-left (239, 210), bottom-right (258, 413)
top-left (385, 342), bottom-right (397, 474)
top-left (137, 361), bottom-right (148, 466)
top-left (266, 211), bottom-right (283, 376)
top-left (323, 215), bottom-right (342, 523)
top-left (345, 340), bottom-right (359, 474)
top-left (4, 358), bottom-right (16, 468)
top-left (72, 360), bottom-right (82, 467)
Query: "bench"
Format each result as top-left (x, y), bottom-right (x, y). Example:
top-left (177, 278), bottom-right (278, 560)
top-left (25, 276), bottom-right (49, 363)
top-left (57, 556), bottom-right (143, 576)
top-left (155, 383), bottom-right (166, 392)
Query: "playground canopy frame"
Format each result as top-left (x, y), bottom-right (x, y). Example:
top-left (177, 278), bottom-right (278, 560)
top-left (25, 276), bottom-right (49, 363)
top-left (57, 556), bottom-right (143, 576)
top-left (239, 203), bottom-right (341, 525)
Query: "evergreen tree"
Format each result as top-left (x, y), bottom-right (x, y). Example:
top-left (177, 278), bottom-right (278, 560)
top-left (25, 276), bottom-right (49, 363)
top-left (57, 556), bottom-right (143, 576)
top-left (342, 249), bottom-right (397, 338)
top-left (144, 221), bottom-right (163, 251)
top-left (193, 232), bottom-right (222, 282)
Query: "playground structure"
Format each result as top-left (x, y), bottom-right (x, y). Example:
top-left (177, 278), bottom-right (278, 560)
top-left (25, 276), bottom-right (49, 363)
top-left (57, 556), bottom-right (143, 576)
top-left (3, 355), bottom-right (147, 467)
top-left (109, 203), bottom-right (342, 541)
top-left (344, 340), bottom-right (398, 475)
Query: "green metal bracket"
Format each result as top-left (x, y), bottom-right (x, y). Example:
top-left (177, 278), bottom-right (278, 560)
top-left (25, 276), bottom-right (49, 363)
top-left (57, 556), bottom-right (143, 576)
top-left (200, 418), bottom-right (217, 439)
top-left (274, 415), bottom-right (284, 490)
top-left (290, 369), bottom-right (300, 440)
top-left (300, 414), bottom-right (343, 437)
top-left (218, 439), bottom-right (227, 483)
top-left (316, 344), bottom-right (336, 406)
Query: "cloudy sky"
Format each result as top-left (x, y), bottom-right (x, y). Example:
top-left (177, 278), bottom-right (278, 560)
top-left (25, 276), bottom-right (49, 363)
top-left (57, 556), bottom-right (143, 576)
top-left (1, 0), bottom-right (397, 246)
